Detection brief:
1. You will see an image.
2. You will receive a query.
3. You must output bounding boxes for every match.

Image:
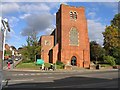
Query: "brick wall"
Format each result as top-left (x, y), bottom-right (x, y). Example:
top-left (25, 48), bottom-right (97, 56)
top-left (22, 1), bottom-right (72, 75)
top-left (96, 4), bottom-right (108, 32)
top-left (40, 36), bottom-right (54, 63)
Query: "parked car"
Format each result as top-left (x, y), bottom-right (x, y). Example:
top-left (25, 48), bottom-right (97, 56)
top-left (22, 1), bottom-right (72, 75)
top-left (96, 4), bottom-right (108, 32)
top-left (15, 58), bottom-right (19, 61)
top-left (14, 56), bottom-right (21, 61)
top-left (6, 59), bottom-right (13, 64)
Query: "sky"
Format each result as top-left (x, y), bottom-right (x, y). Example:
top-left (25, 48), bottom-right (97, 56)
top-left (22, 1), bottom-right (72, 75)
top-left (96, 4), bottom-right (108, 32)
top-left (0, 1), bottom-right (119, 49)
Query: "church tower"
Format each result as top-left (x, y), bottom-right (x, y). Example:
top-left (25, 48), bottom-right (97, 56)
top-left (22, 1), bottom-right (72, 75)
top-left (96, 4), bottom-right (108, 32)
top-left (56, 4), bottom-right (90, 68)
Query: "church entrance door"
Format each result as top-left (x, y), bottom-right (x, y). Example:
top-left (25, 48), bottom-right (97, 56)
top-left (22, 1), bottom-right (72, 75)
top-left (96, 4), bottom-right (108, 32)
top-left (71, 56), bottom-right (77, 66)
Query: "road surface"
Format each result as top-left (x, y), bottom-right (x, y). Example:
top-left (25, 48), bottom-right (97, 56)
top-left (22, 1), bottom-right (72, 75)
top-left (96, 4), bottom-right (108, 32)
top-left (2, 69), bottom-right (119, 89)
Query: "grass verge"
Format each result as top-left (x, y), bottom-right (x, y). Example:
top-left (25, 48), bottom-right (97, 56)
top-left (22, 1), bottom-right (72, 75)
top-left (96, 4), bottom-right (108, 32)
top-left (100, 64), bottom-right (112, 67)
top-left (16, 62), bottom-right (64, 70)
top-left (16, 62), bottom-right (40, 70)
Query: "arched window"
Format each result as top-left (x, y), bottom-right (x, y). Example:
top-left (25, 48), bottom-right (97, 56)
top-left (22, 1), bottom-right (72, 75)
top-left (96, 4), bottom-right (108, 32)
top-left (70, 11), bottom-right (77, 20)
top-left (70, 11), bottom-right (73, 19)
top-left (69, 27), bottom-right (79, 46)
top-left (74, 12), bottom-right (77, 19)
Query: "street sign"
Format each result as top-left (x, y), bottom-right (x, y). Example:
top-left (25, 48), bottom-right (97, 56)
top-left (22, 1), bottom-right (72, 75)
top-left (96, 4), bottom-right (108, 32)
top-left (36, 59), bottom-right (44, 65)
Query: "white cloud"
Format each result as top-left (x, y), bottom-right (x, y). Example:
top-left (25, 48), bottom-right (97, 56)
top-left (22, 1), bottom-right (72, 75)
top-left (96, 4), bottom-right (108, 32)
top-left (21, 13), bottom-right (54, 36)
top-left (20, 3), bottom-right (50, 13)
top-left (8, 16), bottom-right (19, 28)
top-left (99, 2), bottom-right (118, 8)
top-left (1, 3), bottom-right (20, 15)
top-left (1, 2), bottom-right (66, 15)
top-left (87, 19), bottom-right (105, 46)
top-left (19, 13), bottom-right (31, 19)
top-left (45, 28), bottom-right (54, 35)
top-left (88, 12), bottom-right (96, 19)
top-left (6, 28), bottom-right (21, 47)
top-left (113, 9), bottom-right (118, 14)
top-left (1, 0), bottom-right (119, 2)
top-left (45, 24), bottom-right (56, 35)
top-left (6, 28), bottom-right (15, 39)
top-left (53, 13), bottom-right (56, 16)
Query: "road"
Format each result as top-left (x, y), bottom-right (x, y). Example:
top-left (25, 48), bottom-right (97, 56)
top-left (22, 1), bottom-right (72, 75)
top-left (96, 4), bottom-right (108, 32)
top-left (1, 69), bottom-right (119, 89)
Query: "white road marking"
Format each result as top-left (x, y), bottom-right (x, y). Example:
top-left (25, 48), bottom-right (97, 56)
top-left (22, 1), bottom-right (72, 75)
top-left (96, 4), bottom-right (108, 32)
top-left (11, 72), bottom-right (80, 77)
top-left (2, 79), bottom-right (34, 82)
top-left (24, 74), bottom-right (29, 75)
top-left (47, 77), bottom-right (54, 78)
top-left (31, 73), bottom-right (35, 75)
top-left (19, 74), bottom-right (24, 76)
top-left (12, 73), bottom-right (41, 76)
top-left (42, 73), bottom-right (47, 75)
top-left (12, 74), bottom-right (17, 76)
top-left (36, 73), bottom-right (41, 75)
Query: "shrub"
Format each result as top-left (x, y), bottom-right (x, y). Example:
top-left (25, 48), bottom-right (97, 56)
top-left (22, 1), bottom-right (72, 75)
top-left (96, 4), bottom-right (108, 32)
top-left (56, 61), bottom-right (63, 65)
top-left (55, 61), bottom-right (65, 69)
top-left (115, 58), bottom-right (120, 65)
top-left (53, 64), bottom-right (64, 69)
top-left (103, 55), bottom-right (116, 66)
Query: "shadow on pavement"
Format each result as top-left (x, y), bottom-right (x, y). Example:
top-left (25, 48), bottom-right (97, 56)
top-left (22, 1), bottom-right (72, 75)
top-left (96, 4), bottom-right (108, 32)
top-left (2, 76), bottom-right (119, 90)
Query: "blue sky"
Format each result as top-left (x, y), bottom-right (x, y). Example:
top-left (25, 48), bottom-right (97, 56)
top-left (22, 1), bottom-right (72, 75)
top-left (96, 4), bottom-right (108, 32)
top-left (1, 1), bottom-right (118, 49)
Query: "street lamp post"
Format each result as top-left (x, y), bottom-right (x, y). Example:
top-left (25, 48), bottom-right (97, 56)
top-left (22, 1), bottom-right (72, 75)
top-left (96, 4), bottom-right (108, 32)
top-left (2, 29), bottom-right (6, 63)
top-left (0, 18), bottom-right (10, 89)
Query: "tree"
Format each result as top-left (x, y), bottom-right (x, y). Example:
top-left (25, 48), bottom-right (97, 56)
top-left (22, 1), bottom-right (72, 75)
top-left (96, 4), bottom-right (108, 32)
top-left (90, 41), bottom-right (105, 64)
top-left (111, 14), bottom-right (120, 28)
top-left (102, 13), bottom-right (120, 64)
top-left (103, 25), bottom-right (119, 55)
top-left (11, 46), bottom-right (16, 50)
top-left (20, 32), bottom-right (41, 62)
top-left (112, 46), bottom-right (120, 64)
top-left (4, 50), bottom-right (12, 56)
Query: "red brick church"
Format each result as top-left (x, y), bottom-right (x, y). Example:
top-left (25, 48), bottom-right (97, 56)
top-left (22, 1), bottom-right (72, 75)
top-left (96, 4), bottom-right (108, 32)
top-left (39, 4), bottom-right (90, 68)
